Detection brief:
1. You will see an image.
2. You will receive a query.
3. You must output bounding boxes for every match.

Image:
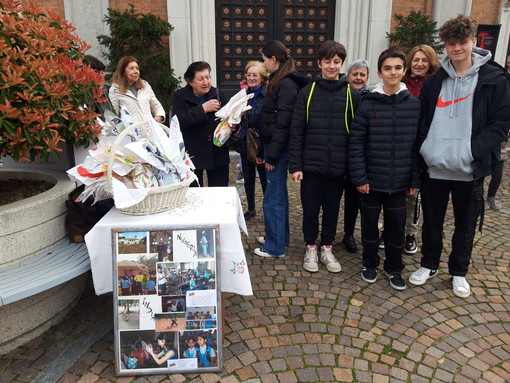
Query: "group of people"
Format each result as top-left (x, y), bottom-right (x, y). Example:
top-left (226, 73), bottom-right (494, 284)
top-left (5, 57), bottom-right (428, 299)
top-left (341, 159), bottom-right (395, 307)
top-left (119, 272), bottom-right (156, 296)
top-left (102, 13), bottom-right (508, 299)
top-left (251, 14), bottom-right (509, 299)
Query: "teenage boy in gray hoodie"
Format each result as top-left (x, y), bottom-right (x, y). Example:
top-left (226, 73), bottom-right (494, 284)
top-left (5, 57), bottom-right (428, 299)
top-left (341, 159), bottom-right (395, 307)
top-left (409, 14), bottom-right (510, 298)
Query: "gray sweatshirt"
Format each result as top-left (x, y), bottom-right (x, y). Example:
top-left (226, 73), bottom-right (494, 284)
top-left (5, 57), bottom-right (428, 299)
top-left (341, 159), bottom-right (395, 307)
top-left (420, 48), bottom-right (491, 181)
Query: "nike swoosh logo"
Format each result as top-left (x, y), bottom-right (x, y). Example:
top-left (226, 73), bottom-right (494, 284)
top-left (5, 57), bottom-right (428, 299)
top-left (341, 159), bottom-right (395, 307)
top-left (436, 93), bottom-right (473, 108)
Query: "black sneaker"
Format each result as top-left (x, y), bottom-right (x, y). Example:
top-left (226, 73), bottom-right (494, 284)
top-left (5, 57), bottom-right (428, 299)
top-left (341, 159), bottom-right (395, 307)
top-left (404, 234), bottom-right (417, 255)
top-left (378, 232), bottom-right (385, 249)
top-left (384, 272), bottom-right (406, 290)
top-left (361, 267), bottom-right (377, 283)
top-left (342, 234), bottom-right (358, 253)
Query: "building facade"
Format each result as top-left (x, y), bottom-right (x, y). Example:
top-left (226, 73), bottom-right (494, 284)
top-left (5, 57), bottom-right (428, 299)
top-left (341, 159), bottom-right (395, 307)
top-left (33, 0), bottom-right (509, 91)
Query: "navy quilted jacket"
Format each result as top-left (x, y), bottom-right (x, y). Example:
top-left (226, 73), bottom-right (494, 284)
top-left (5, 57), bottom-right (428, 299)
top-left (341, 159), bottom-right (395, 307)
top-left (348, 89), bottom-right (421, 193)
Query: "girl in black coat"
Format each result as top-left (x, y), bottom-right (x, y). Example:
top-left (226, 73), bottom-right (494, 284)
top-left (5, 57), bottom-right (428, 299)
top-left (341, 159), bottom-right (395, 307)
top-left (254, 41), bottom-right (308, 258)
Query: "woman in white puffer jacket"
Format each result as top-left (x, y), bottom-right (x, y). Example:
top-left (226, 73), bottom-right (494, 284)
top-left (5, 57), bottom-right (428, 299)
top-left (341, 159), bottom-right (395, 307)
top-left (109, 56), bottom-right (165, 125)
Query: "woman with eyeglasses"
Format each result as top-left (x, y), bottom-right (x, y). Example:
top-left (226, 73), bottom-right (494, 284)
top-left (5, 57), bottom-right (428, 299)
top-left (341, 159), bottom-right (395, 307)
top-left (237, 61), bottom-right (268, 220)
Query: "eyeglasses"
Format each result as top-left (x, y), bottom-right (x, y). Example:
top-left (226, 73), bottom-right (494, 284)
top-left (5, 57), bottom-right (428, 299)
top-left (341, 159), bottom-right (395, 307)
top-left (245, 74), bottom-right (260, 78)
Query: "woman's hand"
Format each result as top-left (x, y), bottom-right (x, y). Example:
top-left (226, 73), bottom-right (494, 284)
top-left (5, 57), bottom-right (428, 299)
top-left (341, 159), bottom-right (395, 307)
top-left (202, 99), bottom-right (221, 113)
top-left (154, 116), bottom-right (164, 123)
top-left (356, 183), bottom-right (370, 194)
top-left (256, 157), bottom-right (265, 165)
top-left (407, 188), bottom-right (418, 196)
top-left (146, 344), bottom-right (154, 354)
top-left (291, 171), bottom-right (303, 183)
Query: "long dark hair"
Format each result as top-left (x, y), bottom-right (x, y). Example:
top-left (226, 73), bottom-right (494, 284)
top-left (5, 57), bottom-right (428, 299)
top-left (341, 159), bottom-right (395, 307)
top-left (262, 40), bottom-right (296, 95)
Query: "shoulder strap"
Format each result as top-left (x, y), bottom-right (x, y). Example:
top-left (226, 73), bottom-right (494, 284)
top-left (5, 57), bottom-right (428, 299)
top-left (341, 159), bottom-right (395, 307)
top-left (344, 84), bottom-right (354, 134)
top-left (215, 88), bottom-right (221, 103)
top-left (306, 81), bottom-right (316, 123)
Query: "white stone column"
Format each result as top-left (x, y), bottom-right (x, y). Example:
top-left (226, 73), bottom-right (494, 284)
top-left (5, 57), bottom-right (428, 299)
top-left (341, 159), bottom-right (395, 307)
top-left (495, 0), bottom-right (510, 66)
top-left (335, 0), bottom-right (392, 86)
top-left (432, 0), bottom-right (473, 30)
top-left (63, 0), bottom-right (110, 64)
top-left (168, 0), bottom-right (217, 86)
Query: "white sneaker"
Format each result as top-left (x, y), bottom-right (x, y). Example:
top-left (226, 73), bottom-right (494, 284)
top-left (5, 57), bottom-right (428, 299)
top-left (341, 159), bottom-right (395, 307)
top-left (409, 267), bottom-right (438, 286)
top-left (256, 236), bottom-right (265, 245)
top-left (303, 245), bottom-right (319, 273)
top-left (320, 246), bottom-right (341, 273)
top-left (451, 276), bottom-right (471, 298)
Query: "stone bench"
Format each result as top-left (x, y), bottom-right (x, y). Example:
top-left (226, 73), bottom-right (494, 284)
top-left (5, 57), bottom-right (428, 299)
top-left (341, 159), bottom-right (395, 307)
top-left (0, 240), bottom-right (90, 306)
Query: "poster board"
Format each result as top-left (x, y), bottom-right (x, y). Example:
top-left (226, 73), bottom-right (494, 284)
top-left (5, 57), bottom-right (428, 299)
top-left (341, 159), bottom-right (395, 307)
top-left (112, 225), bottom-right (221, 376)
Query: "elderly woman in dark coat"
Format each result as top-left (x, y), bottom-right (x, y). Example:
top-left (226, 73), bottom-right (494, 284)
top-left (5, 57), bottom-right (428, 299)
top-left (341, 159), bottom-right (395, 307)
top-left (172, 61), bottom-right (229, 187)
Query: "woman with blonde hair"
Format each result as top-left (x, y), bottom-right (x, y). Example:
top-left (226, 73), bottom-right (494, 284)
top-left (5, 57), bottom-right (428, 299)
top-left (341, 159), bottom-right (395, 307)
top-left (403, 45), bottom-right (439, 97)
top-left (237, 61), bottom-right (269, 220)
top-left (402, 44), bottom-right (439, 256)
top-left (109, 56), bottom-right (165, 124)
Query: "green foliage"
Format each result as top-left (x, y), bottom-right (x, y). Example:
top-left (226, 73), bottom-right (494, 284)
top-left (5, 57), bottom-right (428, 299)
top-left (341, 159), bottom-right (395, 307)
top-left (386, 10), bottom-right (443, 55)
top-left (97, 4), bottom-right (180, 113)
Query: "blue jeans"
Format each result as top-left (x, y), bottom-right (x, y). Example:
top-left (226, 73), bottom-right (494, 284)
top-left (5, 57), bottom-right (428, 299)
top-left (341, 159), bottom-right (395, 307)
top-left (262, 146), bottom-right (289, 256)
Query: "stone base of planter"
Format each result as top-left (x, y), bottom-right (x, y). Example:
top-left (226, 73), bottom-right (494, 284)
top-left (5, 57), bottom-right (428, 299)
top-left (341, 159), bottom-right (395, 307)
top-left (0, 273), bottom-right (87, 354)
top-left (0, 169), bottom-right (76, 266)
top-left (0, 168), bottom-right (88, 354)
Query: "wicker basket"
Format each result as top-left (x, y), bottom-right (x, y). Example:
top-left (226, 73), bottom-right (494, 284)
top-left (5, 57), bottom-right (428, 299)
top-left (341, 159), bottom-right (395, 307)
top-left (106, 120), bottom-right (194, 215)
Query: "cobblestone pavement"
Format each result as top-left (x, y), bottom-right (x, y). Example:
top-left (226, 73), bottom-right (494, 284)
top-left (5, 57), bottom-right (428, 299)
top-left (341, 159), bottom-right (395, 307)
top-left (1, 158), bottom-right (509, 383)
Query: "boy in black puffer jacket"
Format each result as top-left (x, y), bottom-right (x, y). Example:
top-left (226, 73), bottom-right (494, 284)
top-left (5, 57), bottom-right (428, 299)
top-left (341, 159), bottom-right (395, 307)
top-left (349, 48), bottom-right (420, 291)
top-left (289, 40), bottom-right (360, 274)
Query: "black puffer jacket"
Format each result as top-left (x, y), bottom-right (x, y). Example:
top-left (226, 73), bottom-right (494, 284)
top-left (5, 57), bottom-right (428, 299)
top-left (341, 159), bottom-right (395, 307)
top-left (348, 88), bottom-right (421, 193)
top-left (260, 72), bottom-right (310, 165)
top-left (172, 85), bottom-right (229, 170)
top-left (289, 75), bottom-right (360, 177)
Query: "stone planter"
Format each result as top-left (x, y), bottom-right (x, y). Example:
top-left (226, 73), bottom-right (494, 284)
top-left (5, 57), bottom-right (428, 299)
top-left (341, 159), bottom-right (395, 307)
top-left (0, 169), bottom-right (88, 353)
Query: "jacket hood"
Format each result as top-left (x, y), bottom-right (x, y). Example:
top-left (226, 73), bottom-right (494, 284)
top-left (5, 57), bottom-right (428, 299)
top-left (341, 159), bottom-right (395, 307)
top-left (287, 71), bottom-right (312, 89)
top-left (372, 82), bottom-right (408, 95)
top-left (441, 47), bottom-right (491, 79)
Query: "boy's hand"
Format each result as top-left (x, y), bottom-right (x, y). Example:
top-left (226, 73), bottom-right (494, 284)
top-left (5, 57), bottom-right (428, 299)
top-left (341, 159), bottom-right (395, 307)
top-left (356, 184), bottom-right (370, 194)
top-left (407, 188), bottom-right (418, 196)
top-left (265, 163), bottom-right (275, 171)
top-left (256, 157), bottom-right (265, 165)
top-left (291, 171), bottom-right (303, 183)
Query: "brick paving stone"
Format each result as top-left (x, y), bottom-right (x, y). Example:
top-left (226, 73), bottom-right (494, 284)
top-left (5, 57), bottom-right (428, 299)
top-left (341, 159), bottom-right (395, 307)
top-left (76, 373), bottom-right (100, 383)
top-left (333, 368), bottom-right (353, 382)
top-left (295, 368), bottom-right (318, 382)
top-left (303, 354), bottom-right (320, 366)
top-left (57, 373), bottom-right (80, 383)
top-left (17, 367), bottom-right (39, 382)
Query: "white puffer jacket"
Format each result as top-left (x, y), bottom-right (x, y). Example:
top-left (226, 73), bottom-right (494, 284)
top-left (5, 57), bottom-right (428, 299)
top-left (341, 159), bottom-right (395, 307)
top-left (109, 80), bottom-right (165, 123)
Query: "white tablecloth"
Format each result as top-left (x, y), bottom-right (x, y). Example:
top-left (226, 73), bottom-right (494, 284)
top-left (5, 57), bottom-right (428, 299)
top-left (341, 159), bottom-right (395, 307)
top-left (85, 187), bottom-right (252, 296)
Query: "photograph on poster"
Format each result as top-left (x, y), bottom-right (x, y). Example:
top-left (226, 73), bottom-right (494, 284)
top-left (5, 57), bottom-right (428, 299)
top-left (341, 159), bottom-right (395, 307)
top-left (185, 306), bottom-right (216, 330)
top-left (178, 330), bottom-right (218, 367)
top-left (157, 262), bottom-right (195, 296)
top-left (118, 298), bottom-right (140, 329)
top-left (113, 226), bottom-right (221, 375)
top-left (117, 253), bottom-right (157, 297)
top-left (119, 330), bottom-right (178, 370)
top-left (150, 230), bottom-right (173, 262)
top-left (155, 312), bottom-right (186, 332)
top-left (172, 228), bottom-right (216, 261)
top-left (117, 231), bottom-right (149, 254)
top-left (162, 296), bottom-right (186, 313)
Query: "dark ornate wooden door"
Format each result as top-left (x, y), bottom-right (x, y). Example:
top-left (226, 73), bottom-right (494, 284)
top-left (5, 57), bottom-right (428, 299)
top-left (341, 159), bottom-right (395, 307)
top-left (216, 0), bottom-right (336, 96)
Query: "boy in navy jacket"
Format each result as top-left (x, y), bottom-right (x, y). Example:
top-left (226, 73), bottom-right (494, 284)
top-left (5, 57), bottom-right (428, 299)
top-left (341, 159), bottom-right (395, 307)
top-left (349, 48), bottom-right (420, 290)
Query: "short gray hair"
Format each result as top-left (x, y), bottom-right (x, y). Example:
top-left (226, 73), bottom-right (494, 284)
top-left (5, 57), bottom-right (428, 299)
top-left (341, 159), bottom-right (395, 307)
top-left (346, 59), bottom-right (370, 77)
